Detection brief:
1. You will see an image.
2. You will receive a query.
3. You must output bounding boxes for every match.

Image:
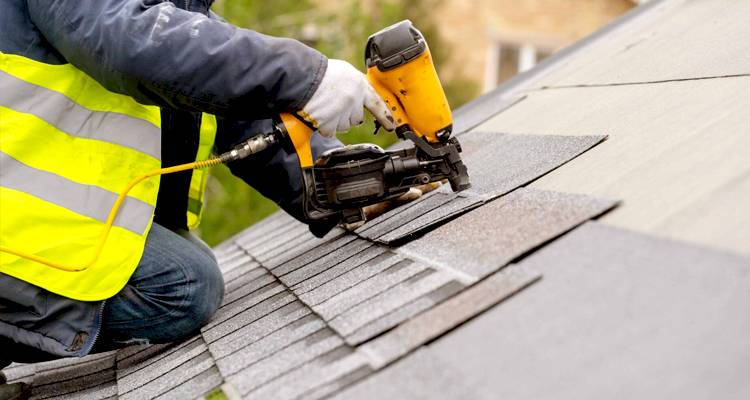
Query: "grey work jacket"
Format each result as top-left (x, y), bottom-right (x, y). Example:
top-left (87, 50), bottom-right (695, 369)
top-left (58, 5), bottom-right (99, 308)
top-left (0, 0), bottom-right (339, 361)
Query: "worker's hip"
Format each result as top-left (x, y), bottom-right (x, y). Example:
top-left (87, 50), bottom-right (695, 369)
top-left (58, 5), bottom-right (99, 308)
top-left (0, 223), bottom-right (224, 363)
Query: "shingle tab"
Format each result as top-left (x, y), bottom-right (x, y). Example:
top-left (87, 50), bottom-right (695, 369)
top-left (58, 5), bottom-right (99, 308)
top-left (215, 314), bottom-right (327, 377)
top-left (355, 133), bottom-right (606, 245)
top-left (459, 132), bottom-right (607, 199)
top-left (329, 268), bottom-right (464, 344)
top-left (226, 328), bottom-right (345, 395)
top-left (426, 223), bottom-right (750, 399)
top-left (237, 347), bottom-right (372, 400)
top-left (269, 234), bottom-right (358, 276)
top-left (203, 296), bottom-right (305, 354)
top-left (355, 190), bottom-right (458, 239)
top-left (275, 238), bottom-right (373, 287)
top-left (343, 280), bottom-right (466, 346)
top-left (297, 252), bottom-right (402, 306)
top-left (312, 259), bottom-right (427, 321)
top-left (209, 301), bottom-right (310, 362)
top-left (329, 348), bottom-right (490, 400)
top-left (400, 187), bottom-right (617, 279)
top-left (117, 336), bottom-right (221, 400)
top-left (376, 194), bottom-right (483, 244)
top-left (290, 244), bottom-right (387, 295)
top-left (24, 352), bottom-right (117, 400)
top-left (203, 281), bottom-right (288, 334)
top-left (360, 264), bottom-right (540, 368)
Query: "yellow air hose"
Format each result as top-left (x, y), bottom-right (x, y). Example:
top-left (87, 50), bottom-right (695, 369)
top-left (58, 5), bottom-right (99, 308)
top-left (0, 133), bottom-right (277, 272)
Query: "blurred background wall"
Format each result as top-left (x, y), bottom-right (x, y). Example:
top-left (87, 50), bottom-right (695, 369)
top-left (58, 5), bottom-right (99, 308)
top-left (198, 0), bottom-right (640, 245)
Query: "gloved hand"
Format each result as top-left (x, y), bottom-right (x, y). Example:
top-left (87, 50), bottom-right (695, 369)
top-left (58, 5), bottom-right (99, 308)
top-left (299, 59), bottom-right (396, 137)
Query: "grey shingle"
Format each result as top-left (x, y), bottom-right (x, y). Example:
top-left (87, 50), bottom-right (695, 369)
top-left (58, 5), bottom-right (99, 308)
top-left (400, 187), bottom-right (617, 279)
top-left (261, 228), bottom-right (347, 271)
top-left (237, 223), bottom-right (309, 261)
top-left (231, 211), bottom-right (298, 245)
top-left (202, 291), bottom-right (297, 344)
top-left (119, 347), bottom-right (218, 400)
top-left (222, 269), bottom-right (277, 305)
top-left (26, 352), bottom-right (117, 400)
top-left (117, 340), bottom-right (196, 379)
top-left (328, 269), bottom-right (463, 342)
top-left (215, 313), bottom-right (327, 377)
top-left (297, 251), bottom-right (402, 306)
top-left (458, 132), bottom-right (606, 199)
top-left (355, 190), bottom-right (457, 240)
top-left (214, 247), bottom-right (246, 271)
top-left (275, 238), bottom-right (373, 287)
top-left (226, 328), bottom-right (345, 395)
top-left (2, 363), bottom-right (35, 384)
top-left (290, 244), bottom-right (387, 295)
top-left (312, 259), bottom-right (427, 321)
top-left (206, 300), bottom-right (311, 360)
top-left (376, 193), bottom-right (483, 244)
top-left (252, 229), bottom-right (318, 264)
top-left (222, 259), bottom-right (261, 289)
top-left (237, 347), bottom-right (372, 400)
top-left (427, 223), bottom-right (750, 399)
top-left (269, 234), bottom-right (358, 276)
top-left (329, 348), bottom-right (490, 400)
top-left (153, 366), bottom-right (223, 400)
top-left (343, 280), bottom-right (465, 345)
top-left (203, 282), bottom-right (288, 334)
top-left (116, 337), bottom-right (204, 394)
top-left (360, 263), bottom-right (540, 368)
top-left (356, 133), bottom-right (605, 245)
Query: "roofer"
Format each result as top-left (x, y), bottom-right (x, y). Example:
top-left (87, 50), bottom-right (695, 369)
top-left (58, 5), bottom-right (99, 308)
top-left (0, 0), bottom-right (398, 393)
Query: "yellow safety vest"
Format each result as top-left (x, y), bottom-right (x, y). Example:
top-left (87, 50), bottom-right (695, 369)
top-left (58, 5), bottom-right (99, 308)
top-left (187, 113), bottom-right (217, 229)
top-left (0, 53), bottom-right (216, 301)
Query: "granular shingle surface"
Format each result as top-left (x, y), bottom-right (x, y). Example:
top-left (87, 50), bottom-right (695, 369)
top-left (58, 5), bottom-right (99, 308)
top-left (400, 187), bottom-right (617, 279)
top-left (355, 132), bottom-right (606, 245)
top-left (425, 222), bottom-right (750, 399)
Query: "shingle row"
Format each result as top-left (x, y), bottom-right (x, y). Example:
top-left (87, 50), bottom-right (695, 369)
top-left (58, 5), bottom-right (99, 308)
top-left (355, 132), bottom-right (608, 244)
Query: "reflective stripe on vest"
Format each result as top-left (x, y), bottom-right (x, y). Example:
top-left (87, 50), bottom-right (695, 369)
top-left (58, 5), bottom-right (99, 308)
top-left (186, 113), bottom-right (217, 229)
top-left (0, 52), bottom-right (162, 301)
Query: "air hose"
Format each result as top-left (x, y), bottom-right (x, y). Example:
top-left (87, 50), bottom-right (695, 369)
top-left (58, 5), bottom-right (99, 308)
top-left (0, 133), bottom-right (277, 272)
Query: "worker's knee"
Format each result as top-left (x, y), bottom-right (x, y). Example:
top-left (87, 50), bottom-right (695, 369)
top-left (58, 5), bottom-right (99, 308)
top-left (100, 225), bottom-right (224, 346)
top-left (157, 244), bottom-right (224, 340)
top-left (181, 247), bottom-right (225, 329)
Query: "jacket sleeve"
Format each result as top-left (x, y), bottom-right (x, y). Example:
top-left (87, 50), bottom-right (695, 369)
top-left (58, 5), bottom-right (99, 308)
top-left (26, 0), bottom-right (327, 119)
top-left (214, 118), bottom-right (343, 232)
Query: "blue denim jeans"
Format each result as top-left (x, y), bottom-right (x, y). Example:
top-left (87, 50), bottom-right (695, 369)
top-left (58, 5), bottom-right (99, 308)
top-left (0, 223), bottom-right (224, 365)
top-left (93, 223), bottom-right (225, 351)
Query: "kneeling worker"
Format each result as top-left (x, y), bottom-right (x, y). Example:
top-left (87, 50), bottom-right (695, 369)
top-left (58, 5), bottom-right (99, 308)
top-left (0, 0), bottom-right (399, 393)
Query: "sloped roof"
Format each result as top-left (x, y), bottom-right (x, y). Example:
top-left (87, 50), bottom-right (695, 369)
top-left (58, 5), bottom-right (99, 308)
top-left (6, 0), bottom-right (750, 398)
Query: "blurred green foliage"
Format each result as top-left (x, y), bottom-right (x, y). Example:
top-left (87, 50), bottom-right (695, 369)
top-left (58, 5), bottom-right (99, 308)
top-left (197, 0), bottom-right (478, 246)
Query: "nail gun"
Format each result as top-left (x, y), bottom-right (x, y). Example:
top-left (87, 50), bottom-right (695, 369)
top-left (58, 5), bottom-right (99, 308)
top-left (230, 20), bottom-right (471, 234)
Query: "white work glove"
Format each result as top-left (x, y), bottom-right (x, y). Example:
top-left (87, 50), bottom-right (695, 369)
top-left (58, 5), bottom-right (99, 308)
top-left (299, 59), bottom-right (396, 138)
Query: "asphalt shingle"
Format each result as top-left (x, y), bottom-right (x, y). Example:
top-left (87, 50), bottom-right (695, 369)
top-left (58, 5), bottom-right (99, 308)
top-left (355, 133), bottom-right (606, 245)
top-left (360, 263), bottom-right (540, 368)
top-left (329, 348), bottom-right (490, 400)
top-left (400, 187), bottom-right (617, 279)
top-left (237, 347), bottom-right (372, 400)
top-left (116, 337), bottom-right (220, 400)
top-left (328, 268), bottom-right (464, 344)
top-left (24, 352), bottom-right (117, 400)
top-left (426, 222), bottom-right (750, 399)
